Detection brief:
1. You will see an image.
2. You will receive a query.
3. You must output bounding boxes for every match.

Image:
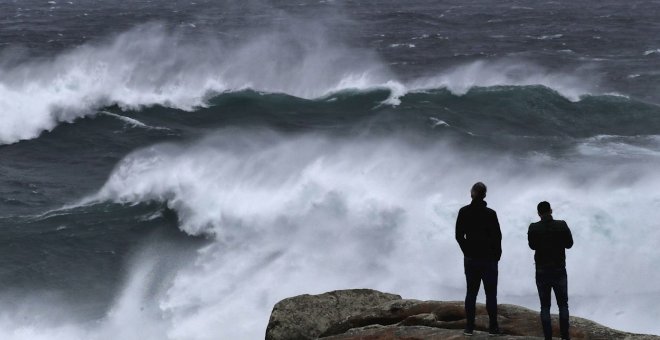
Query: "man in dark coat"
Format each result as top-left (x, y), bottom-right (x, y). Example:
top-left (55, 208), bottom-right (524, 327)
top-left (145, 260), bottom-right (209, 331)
top-left (528, 201), bottom-right (574, 340)
top-left (455, 182), bottom-right (502, 336)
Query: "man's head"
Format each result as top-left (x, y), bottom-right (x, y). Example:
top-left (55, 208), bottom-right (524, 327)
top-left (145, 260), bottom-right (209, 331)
top-left (470, 182), bottom-right (487, 200)
top-left (537, 201), bottom-right (552, 217)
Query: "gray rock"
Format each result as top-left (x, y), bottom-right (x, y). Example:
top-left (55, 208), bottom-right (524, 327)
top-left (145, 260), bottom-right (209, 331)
top-left (265, 289), bottom-right (401, 340)
top-left (266, 289), bottom-right (660, 340)
top-left (322, 325), bottom-right (547, 339)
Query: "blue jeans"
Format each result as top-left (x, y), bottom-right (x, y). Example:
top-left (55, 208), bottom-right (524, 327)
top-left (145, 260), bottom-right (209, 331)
top-left (536, 267), bottom-right (570, 340)
top-left (464, 257), bottom-right (498, 331)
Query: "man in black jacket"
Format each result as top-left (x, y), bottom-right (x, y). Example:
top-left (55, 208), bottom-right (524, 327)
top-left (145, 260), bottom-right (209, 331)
top-left (455, 182), bottom-right (502, 336)
top-left (528, 201), bottom-right (574, 340)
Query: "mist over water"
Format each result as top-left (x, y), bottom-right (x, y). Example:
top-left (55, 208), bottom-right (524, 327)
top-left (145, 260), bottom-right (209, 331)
top-left (2, 0), bottom-right (660, 339)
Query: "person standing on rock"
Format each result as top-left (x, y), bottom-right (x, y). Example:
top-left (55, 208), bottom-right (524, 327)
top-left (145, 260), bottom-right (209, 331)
top-left (455, 182), bottom-right (502, 336)
top-left (528, 201), bottom-right (574, 340)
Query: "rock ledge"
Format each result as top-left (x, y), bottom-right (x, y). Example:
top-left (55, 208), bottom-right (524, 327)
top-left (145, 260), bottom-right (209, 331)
top-left (265, 289), bottom-right (659, 340)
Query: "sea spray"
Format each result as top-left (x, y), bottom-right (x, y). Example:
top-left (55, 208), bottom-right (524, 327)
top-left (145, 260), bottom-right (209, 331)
top-left (88, 130), bottom-right (660, 338)
top-left (407, 59), bottom-right (597, 102)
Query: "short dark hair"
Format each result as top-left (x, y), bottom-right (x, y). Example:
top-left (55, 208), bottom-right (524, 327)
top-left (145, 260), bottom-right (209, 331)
top-left (537, 201), bottom-right (551, 214)
top-left (471, 182), bottom-right (487, 199)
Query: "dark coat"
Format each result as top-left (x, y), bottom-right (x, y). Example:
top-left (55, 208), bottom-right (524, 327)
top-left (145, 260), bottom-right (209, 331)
top-left (455, 200), bottom-right (502, 261)
top-left (528, 216), bottom-right (574, 268)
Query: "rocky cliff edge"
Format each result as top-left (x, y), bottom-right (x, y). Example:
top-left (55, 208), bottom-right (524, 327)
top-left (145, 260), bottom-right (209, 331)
top-left (265, 289), bottom-right (659, 340)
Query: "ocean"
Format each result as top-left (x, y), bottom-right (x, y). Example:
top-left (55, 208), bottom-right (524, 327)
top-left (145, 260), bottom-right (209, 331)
top-left (1, 0), bottom-right (660, 338)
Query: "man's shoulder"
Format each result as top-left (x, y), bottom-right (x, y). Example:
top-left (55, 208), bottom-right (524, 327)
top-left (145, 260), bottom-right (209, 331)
top-left (459, 204), bottom-right (495, 213)
top-left (528, 220), bottom-right (542, 231)
top-left (555, 219), bottom-right (570, 230)
top-left (550, 219), bottom-right (569, 228)
top-left (529, 219), bottom-right (570, 231)
top-left (458, 204), bottom-right (497, 216)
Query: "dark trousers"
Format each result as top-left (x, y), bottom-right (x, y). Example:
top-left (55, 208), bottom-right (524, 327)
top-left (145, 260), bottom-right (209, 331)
top-left (536, 266), bottom-right (570, 340)
top-left (464, 257), bottom-right (498, 331)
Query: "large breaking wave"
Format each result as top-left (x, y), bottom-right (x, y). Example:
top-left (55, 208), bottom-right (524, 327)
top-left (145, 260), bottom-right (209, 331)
top-left (0, 23), bottom-right (599, 145)
top-left (70, 130), bottom-right (660, 339)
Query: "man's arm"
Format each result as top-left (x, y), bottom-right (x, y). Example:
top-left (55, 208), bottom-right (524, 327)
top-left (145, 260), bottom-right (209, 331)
top-left (563, 221), bottom-right (574, 249)
top-left (455, 209), bottom-right (467, 254)
top-left (528, 224), bottom-right (537, 250)
top-left (492, 211), bottom-right (502, 260)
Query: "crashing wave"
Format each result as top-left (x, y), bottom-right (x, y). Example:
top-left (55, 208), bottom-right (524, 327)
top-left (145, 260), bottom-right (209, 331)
top-left (0, 24), bottom-right (599, 145)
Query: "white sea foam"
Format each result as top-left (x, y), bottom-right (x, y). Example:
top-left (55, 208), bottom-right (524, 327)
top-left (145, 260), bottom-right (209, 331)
top-left (429, 117), bottom-right (450, 127)
top-left (643, 49), bottom-right (660, 56)
top-left (81, 131), bottom-right (660, 338)
top-left (0, 24), bottom-right (600, 145)
top-left (101, 111), bottom-right (170, 131)
top-left (576, 134), bottom-right (660, 157)
top-left (405, 60), bottom-right (594, 102)
top-left (527, 34), bottom-right (563, 40)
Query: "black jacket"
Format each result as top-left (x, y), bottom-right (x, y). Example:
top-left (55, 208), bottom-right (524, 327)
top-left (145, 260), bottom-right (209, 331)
top-left (528, 216), bottom-right (573, 268)
top-left (455, 200), bottom-right (502, 261)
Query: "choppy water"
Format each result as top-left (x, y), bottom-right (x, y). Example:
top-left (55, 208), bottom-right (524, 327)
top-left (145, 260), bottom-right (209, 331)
top-left (1, 1), bottom-right (660, 339)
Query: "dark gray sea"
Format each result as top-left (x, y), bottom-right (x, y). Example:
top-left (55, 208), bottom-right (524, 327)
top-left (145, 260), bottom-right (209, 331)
top-left (1, 1), bottom-right (660, 338)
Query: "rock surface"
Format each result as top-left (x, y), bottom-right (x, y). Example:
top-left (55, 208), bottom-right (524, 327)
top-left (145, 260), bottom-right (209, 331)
top-left (266, 289), bottom-right (660, 340)
top-left (265, 289), bottom-right (401, 340)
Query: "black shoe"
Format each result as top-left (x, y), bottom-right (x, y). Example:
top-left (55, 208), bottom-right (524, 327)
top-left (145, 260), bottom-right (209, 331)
top-left (488, 327), bottom-right (502, 336)
top-left (463, 329), bottom-right (474, 336)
